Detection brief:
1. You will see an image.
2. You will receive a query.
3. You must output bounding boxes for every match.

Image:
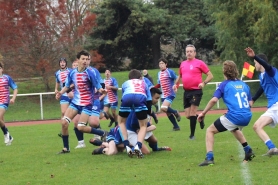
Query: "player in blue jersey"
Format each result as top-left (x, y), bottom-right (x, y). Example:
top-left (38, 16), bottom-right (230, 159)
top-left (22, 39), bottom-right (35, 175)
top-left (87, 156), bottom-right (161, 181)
top-left (155, 58), bottom-right (181, 131)
top-left (197, 60), bottom-right (255, 166)
top-left (55, 58), bottom-right (72, 137)
top-left (245, 47), bottom-right (278, 156)
top-left (71, 54), bottom-right (108, 149)
top-left (91, 125), bottom-right (125, 155)
top-left (103, 69), bottom-right (119, 127)
top-left (55, 58), bottom-right (72, 118)
top-left (127, 88), bottom-right (171, 155)
top-left (0, 62), bottom-right (17, 146)
top-left (118, 69), bottom-right (152, 158)
top-left (143, 76), bottom-right (158, 124)
top-left (55, 50), bottom-right (105, 154)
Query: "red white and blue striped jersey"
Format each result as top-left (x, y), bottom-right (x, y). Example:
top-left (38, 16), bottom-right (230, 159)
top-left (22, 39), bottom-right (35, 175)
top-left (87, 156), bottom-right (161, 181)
top-left (87, 66), bottom-right (103, 100)
top-left (157, 68), bottom-right (177, 98)
top-left (104, 77), bottom-right (118, 103)
top-left (55, 68), bottom-right (72, 96)
top-left (122, 79), bottom-right (151, 101)
top-left (65, 68), bottom-right (101, 106)
top-left (0, 74), bottom-right (17, 104)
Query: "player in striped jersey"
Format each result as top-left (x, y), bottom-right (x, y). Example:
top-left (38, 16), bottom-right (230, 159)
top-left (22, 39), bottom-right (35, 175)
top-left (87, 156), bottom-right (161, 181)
top-left (103, 69), bottom-right (119, 127)
top-left (55, 50), bottom-right (105, 154)
top-left (54, 58), bottom-right (72, 120)
top-left (155, 58), bottom-right (181, 131)
top-left (0, 62), bottom-right (17, 146)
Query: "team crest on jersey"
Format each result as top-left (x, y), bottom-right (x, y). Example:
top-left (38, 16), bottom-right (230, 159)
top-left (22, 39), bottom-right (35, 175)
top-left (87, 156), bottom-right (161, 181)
top-left (190, 65), bottom-right (193, 70)
top-left (92, 106), bottom-right (97, 110)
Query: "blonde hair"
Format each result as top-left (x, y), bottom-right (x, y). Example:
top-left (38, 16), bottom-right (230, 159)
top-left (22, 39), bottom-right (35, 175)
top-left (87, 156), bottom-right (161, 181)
top-left (223, 60), bottom-right (239, 80)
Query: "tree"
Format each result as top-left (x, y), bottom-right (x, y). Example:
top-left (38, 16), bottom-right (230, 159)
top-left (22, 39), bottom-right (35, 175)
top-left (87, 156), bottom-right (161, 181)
top-left (205, 0), bottom-right (278, 66)
top-left (87, 0), bottom-right (216, 69)
top-left (0, 0), bottom-right (98, 91)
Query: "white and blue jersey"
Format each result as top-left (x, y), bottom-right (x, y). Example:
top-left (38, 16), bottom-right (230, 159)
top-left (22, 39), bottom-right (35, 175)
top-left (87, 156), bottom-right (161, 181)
top-left (106, 126), bottom-right (123, 145)
top-left (0, 74), bottom-right (17, 106)
top-left (120, 79), bottom-right (152, 113)
top-left (55, 68), bottom-right (72, 97)
top-left (143, 77), bottom-right (154, 89)
top-left (65, 68), bottom-right (101, 106)
top-left (157, 68), bottom-right (177, 98)
top-left (214, 80), bottom-right (252, 126)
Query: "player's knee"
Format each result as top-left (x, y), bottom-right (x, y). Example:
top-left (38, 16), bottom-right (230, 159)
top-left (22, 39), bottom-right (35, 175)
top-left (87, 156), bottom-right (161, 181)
top-left (62, 116), bottom-right (71, 124)
top-left (77, 122), bottom-right (87, 127)
top-left (160, 105), bottom-right (168, 112)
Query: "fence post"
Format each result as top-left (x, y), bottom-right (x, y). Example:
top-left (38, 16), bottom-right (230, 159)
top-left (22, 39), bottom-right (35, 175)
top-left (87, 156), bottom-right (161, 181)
top-left (40, 93), bottom-right (44, 120)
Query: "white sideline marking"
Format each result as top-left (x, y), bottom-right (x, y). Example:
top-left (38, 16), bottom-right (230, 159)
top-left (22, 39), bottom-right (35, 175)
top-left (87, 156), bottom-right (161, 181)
top-left (238, 143), bottom-right (252, 185)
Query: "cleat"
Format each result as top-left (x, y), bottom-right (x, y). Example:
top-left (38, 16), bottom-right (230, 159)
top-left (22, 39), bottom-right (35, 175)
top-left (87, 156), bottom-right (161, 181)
top-left (126, 146), bottom-right (134, 158)
top-left (173, 127), bottom-right (180, 131)
top-left (158, 146), bottom-right (172, 151)
top-left (101, 131), bottom-right (108, 142)
top-left (199, 157), bottom-right (214, 166)
top-left (189, 135), bottom-right (195, 140)
top-left (57, 149), bottom-right (70, 154)
top-left (262, 148), bottom-right (278, 157)
top-left (200, 120), bottom-right (205, 129)
top-left (6, 136), bottom-right (13, 146)
top-left (4, 132), bottom-right (10, 144)
top-left (244, 149), bottom-right (255, 161)
top-left (58, 132), bottom-right (62, 138)
top-left (75, 141), bottom-right (86, 149)
top-left (134, 145), bottom-right (144, 159)
top-left (89, 138), bottom-right (103, 146)
top-left (92, 147), bottom-right (104, 155)
top-left (174, 111), bottom-right (181, 122)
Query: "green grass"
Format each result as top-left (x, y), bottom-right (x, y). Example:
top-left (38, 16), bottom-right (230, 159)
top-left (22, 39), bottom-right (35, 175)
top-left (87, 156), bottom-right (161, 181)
top-left (6, 65), bottom-right (267, 122)
top-left (2, 112), bottom-right (278, 184)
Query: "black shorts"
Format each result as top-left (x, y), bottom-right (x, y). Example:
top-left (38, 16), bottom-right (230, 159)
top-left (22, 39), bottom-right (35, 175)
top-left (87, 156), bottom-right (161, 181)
top-left (183, 89), bottom-right (203, 109)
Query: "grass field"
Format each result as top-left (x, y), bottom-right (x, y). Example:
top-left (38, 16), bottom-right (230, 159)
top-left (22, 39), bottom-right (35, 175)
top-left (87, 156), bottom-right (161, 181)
top-left (5, 65), bottom-right (267, 122)
top-left (2, 112), bottom-right (278, 185)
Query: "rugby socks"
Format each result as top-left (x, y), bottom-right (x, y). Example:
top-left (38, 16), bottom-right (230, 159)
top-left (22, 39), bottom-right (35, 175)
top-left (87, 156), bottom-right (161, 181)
top-left (90, 128), bottom-right (104, 136)
top-left (168, 114), bottom-right (179, 128)
top-left (136, 141), bottom-right (142, 149)
top-left (1, 126), bottom-right (8, 135)
top-left (62, 135), bottom-right (69, 151)
top-left (242, 142), bottom-right (251, 153)
top-left (167, 107), bottom-right (177, 114)
top-left (149, 143), bottom-right (158, 151)
top-left (74, 127), bottom-right (84, 141)
top-left (123, 140), bottom-right (129, 148)
top-left (189, 116), bottom-right (197, 137)
top-left (265, 139), bottom-right (276, 150)
top-left (206, 151), bottom-right (214, 161)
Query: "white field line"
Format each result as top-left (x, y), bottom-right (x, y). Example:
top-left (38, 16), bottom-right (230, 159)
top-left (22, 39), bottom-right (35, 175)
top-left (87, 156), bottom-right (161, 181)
top-left (238, 143), bottom-right (253, 185)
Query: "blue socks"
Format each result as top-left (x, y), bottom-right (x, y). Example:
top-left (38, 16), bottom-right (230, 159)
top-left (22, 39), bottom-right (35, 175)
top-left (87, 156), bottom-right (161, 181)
top-left (168, 114), bottom-right (179, 128)
top-left (62, 135), bottom-right (69, 151)
top-left (91, 128), bottom-right (104, 136)
top-left (74, 127), bottom-right (83, 141)
top-left (206, 151), bottom-right (214, 160)
top-left (265, 139), bottom-right (276, 150)
top-left (149, 143), bottom-right (158, 151)
top-left (167, 107), bottom-right (177, 114)
top-left (1, 126), bottom-right (8, 135)
top-left (136, 142), bottom-right (142, 149)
